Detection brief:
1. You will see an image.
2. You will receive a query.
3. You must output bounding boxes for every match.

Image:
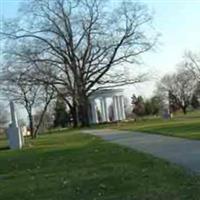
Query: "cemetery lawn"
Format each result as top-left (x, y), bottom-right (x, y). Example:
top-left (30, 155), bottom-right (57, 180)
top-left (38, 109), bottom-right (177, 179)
top-left (118, 115), bottom-right (200, 140)
top-left (94, 112), bottom-right (200, 140)
top-left (1, 131), bottom-right (200, 199)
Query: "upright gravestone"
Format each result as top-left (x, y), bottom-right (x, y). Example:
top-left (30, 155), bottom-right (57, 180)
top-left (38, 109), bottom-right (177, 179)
top-left (6, 101), bottom-right (23, 150)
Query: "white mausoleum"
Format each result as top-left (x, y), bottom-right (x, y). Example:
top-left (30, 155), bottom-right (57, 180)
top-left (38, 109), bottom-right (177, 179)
top-left (89, 89), bottom-right (126, 124)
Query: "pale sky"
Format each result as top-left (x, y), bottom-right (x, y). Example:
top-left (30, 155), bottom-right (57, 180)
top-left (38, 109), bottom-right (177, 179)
top-left (1, 0), bottom-right (200, 99)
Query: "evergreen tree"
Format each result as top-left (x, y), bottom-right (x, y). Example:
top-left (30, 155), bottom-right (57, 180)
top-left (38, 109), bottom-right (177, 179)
top-left (132, 95), bottom-right (145, 117)
top-left (150, 96), bottom-right (160, 115)
top-left (53, 97), bottom-right (69, 128)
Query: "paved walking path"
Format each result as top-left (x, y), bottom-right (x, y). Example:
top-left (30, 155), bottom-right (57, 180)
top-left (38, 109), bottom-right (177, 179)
top-left (82, 129), bottom-right (200, 173)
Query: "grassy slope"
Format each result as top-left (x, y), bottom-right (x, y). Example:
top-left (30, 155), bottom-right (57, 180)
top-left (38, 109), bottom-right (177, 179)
top-left (0, 131), bottom-right (200, 200)
top-left (119, 118), bottom-right (200, 140)
top-left (90, 112), bottom-right (200, 140)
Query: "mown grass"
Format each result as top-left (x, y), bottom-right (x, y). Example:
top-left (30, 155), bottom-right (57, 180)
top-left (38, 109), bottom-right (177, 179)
top-left (118, 113), bottom-right (200, 140)
top-left (1, 130), bottom-right (200, 199)
top-left (89, 111), bottom-right (200, 140)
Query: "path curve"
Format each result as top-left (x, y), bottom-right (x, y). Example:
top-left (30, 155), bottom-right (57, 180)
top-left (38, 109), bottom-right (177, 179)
top-left (82, 129), bottom-right (200, 174)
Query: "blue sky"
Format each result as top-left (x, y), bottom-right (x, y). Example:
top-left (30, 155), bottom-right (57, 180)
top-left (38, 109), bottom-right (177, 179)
top-left (1, 0), bottom-right (200, 98)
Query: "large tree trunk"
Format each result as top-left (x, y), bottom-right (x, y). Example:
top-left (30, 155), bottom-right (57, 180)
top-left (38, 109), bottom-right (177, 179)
top-left (69, 98), bottom-right (79, 128)
top-left (71, 105), bottom-right (78, 128)
top-left (182, 106), bottom-right (187, 115)
top-left (28, 113), bottom-right (34, 139)
top-left (78, 94), bottom-right (90, 127)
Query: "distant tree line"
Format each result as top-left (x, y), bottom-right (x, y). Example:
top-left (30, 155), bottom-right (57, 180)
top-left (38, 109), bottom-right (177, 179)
top-left (131, 95), bottom-right (160, 117)
top-left (156, 51), bottom-right (200, 115)
top-left (132, 50), bottom-right (200, 117)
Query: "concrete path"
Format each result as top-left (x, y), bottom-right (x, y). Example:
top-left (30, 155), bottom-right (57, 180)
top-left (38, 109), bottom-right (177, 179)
top-left (82, 129), bottom-right (200, 174)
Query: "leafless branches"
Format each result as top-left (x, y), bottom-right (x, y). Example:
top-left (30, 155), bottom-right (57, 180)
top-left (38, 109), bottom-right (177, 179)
top-left (157, 68), bottom-right (197, 114)
top-left (1, 0), bottom-right (157, 126)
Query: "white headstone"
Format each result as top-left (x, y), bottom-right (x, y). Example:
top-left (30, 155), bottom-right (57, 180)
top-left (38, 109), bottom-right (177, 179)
top-left (6, 101), bottom-right (23, 150)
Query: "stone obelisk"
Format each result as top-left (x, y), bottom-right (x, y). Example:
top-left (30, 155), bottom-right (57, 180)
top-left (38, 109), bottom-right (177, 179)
top-left (6, 101), bottom-right (23, 149)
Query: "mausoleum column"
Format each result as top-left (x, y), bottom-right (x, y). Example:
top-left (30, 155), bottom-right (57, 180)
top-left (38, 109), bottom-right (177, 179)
top-left (91, 99), bottom-right (98, 124)
top-left (120, 95), bottom-right (126, 120)
top-left (116, 96), bottom-right (122, 120)
top-left (112, 96), bottom-right (118, 121)
top-left (100, 98), bottom-right (106, 122)
top-left (103, 97), bottom-right (109, 122)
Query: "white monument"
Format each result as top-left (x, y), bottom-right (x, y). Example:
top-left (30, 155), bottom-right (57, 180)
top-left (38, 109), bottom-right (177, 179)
top-left (89, 89), bottom-right (126, 124)
top-left (6, 101), bottom-right (23, 150)
top-left (21, 126), bottom-right (31, 136)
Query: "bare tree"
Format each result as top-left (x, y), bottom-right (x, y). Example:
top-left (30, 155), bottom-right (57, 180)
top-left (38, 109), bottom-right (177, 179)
top-left (183, 51), bottom-right (200, 80)
top-left (1, 0), bottom-right (158, 126)
top-left (33, 84), bottom-right (55, 137)
top-left (157, 68), bottom-right (197, 114)
top-left (33, 106), bottom-right (54, 134)
top-left (1, 69), bottom-right (55, 138)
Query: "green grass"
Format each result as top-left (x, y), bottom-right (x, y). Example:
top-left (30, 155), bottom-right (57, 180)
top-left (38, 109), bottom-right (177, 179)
top-left (116, 113), bottom-right (200, 140)
top-left (1, 131), bottom-right (200, 199)
top-left (89, 111), bottom-right (200, 140)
